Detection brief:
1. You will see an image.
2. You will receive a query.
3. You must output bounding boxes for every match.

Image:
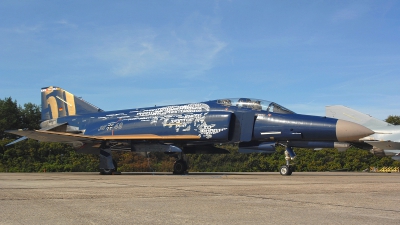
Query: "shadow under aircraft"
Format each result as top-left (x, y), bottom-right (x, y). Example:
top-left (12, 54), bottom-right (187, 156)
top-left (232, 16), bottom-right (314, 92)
top-left (6, 86), bottom-right (373, 176)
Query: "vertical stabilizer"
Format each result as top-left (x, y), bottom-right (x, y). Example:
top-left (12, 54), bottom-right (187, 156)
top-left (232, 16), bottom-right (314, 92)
top-left (41, 86), bottom-right (103, 121)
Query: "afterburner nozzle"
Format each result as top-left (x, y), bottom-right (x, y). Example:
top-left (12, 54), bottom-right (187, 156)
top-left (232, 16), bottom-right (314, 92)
top-left (336, 120), bottom-right (374, 141)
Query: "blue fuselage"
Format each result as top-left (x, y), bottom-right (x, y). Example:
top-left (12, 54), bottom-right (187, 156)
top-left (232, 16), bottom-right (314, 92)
top-left (51, 99), bottom-right (338, 145)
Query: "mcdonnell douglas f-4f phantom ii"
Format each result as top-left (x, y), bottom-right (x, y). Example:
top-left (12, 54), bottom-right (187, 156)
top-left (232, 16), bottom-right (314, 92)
top-left (6, 86), bottom-right (374, 176)
top-left (326, 105), bottom-right (400, 161)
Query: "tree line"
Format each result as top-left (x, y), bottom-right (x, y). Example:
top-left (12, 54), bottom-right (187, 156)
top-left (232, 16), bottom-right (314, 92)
top-left (1, 97), bottom-right (399, 173)
top-left (0, 97), bottom-right (41, 139)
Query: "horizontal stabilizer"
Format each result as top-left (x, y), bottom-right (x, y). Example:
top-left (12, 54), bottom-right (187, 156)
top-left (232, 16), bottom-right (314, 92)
top-left (5, 122), bottom-right (69, 146)
top-left (5, 136), bottom-right (28, 146)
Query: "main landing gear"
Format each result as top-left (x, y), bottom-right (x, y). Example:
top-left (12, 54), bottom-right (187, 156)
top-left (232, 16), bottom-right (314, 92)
top-left (280, 146), bottom-right (296, 176)
top-left (173, 152), bottom-right (188, 175)
top-left (99, 143), bottom-right (120, 175)
top-left (100, 159), bottom-right (118, 175)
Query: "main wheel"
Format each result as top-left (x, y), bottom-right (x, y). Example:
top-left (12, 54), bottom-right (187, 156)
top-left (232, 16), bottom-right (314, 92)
top-left (173, 160), bottom-right (188, 175)
top-left (100, 168), bottom-right (114, 175)
top-left (100, 160), bottom-right (118, 175)
top-left (280, 165), bottom-right (292, 176)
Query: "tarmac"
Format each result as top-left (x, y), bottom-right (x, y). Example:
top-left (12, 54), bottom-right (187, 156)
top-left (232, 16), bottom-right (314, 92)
top-left (0, 172), bottom-right (399, 225)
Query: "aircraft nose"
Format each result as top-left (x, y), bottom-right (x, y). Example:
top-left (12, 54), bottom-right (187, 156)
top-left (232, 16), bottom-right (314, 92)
top-left (336, 120), bottom-right (374, 141)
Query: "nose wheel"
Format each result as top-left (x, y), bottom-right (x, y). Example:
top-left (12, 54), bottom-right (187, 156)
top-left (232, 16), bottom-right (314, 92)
top-left (280, 165), bottom-right (293, 176)
top-left (280, 146), bottom-right (295, 176)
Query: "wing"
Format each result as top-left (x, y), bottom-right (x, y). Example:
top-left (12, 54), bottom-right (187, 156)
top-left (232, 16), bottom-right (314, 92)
top-left (365, 140), bottom-right (400, 150)
top-left (6, 129), bottom-right (201, 143)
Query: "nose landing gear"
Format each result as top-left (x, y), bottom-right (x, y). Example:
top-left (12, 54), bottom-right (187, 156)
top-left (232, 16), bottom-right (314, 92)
top-left (280, 146), bottom-right (295, 176)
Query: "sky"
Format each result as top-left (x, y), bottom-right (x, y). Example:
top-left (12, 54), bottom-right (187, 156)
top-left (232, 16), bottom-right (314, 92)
top-left (0, 0), bottom-right (399, 120)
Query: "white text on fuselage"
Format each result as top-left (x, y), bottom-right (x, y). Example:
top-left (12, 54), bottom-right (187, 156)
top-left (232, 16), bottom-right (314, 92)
top-left (97, 104), bottom-right (227, 139)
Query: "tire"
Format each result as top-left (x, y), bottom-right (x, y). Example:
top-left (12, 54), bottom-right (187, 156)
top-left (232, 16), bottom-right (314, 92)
top-left (280, 165), bottom-right (292, 176)
top-left (99, 168), bottom-right (113, 175)
top-left (287, 166), bottom-right (293, 176)
top-left (99, 160), bottom-right (117, 175)
top-left (173, 160), bottom-right (188, 175)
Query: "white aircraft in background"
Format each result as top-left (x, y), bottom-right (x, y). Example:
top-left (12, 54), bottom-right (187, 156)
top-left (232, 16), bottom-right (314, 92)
top-left (326, 105), bottom-right (400, 161)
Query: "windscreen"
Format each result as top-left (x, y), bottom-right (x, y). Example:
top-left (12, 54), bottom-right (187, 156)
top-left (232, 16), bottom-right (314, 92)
top-left (216, 98), bottom-right (294, 114)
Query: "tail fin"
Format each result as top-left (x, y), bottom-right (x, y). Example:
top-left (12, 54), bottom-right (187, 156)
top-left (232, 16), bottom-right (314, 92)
top-left (41, 86), bottom-right (103, 121)
top-left (325, 105), bottom-right (390, 128)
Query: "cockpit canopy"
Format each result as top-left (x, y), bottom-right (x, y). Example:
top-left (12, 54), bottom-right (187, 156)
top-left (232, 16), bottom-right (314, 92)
top-left (216, 98), bottom-right (294, 114)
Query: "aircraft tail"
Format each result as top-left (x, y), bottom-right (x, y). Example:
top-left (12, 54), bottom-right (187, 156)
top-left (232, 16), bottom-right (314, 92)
top-left (41, 86), bottom-right (103, 121)
top-left (325, 105), bottom-right (390, 128)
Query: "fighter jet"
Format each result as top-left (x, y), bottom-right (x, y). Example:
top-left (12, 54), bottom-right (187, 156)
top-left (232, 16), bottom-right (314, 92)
top-left (326, 105), bottom-right (400, 161)
top-left (6, 86), bottom-right (373, 176)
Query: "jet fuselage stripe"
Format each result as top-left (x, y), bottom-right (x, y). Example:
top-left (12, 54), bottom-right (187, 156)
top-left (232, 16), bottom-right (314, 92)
top-left (261, 132), bottom-right (281, 135)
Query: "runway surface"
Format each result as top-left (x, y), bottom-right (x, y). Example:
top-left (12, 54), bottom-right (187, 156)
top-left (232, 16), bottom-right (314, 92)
top-left (0, 172), bottom-right (399, 224)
